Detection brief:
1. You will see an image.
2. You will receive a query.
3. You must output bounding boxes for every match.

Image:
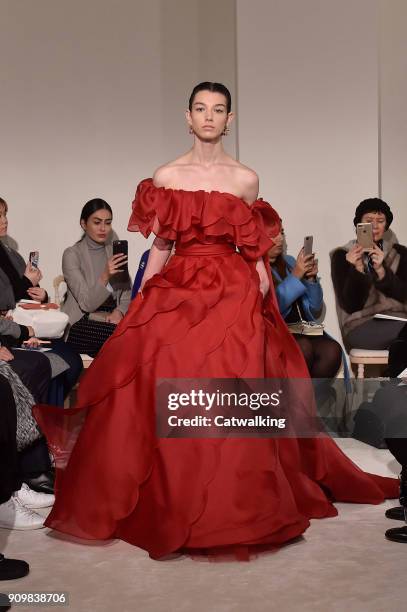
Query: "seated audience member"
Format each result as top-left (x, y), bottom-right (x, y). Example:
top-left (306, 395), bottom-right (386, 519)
top-left (0, 365), bottom-right (54, 532)
top-left (268, 226), bottom-right (342, 378)
top-left (0, 196), bottom-right (82, 403)
top-left (331, 198), bottom-right (407, 350)
top-left (0, 342), bottom-right (54, 495)
top-left (63, 199), bottom-right (131, 357)
top-left (0, 371), bottom-right (31, 586)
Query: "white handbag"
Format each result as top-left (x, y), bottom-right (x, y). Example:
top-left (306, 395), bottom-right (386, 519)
top-left (12, 301), bottom-right (69, 339)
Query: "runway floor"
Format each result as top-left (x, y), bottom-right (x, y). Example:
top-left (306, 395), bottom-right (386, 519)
top-left (1, 439), bottom-right (404, 612)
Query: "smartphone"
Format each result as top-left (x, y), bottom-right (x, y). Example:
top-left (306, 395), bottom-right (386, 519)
top-left (357, 223), bottom-right (374, 251)
top-left (303, 236), bottom-right (313, 257)
top-left (29, 251), bottom-right (39, 268)
top-left (112, 240), bottom-right (128, 275)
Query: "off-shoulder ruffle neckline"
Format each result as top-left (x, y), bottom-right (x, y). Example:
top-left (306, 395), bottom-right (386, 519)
top-left (141, 178), bottom-right (257, 207)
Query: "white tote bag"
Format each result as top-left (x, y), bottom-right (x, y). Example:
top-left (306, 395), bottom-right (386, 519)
top-left (12, 301), bottom-right (69, 339)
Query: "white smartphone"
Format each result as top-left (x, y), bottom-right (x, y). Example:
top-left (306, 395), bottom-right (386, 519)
top-left (303, 236), bottom-right (313, 257)
top-left (357, 223), bottom-right (374, 251)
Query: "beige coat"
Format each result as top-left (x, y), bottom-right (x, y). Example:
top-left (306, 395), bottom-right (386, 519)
top-left (62, 238), bottom-right (131, 327)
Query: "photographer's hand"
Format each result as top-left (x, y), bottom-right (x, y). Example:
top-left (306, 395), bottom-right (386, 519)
top-left (346, 245), bottom-right (364, 273)
top-left (293, 248), bottom-right (315, 279)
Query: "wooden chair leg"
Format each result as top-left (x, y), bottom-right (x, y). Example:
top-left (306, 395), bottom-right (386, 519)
top-left (357, 363), bottom-right (365, 379)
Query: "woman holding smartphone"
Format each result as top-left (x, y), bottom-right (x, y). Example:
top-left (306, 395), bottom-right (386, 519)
top-left (0, 196), bottom-right (82, 410)
top-left (62, 198), bottom-right (132, 357)
top-left (331, 198), bottom-right (407, 350)
top-left (35, 83), bottom-right (397, 560)
top-left (269, 227), bottom-right (342, 379)
top-left (0, 198), bottom-right (47, 304)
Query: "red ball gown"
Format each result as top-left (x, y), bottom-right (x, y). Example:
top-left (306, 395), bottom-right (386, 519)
top-left (34, 179), bottom-right (397, 559)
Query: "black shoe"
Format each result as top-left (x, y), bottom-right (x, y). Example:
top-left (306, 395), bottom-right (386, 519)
top-left (23, 471), bottom-right (54, 495)
top-left (385, 468), bottom-right (407, 520)
top-left (0, 554), bottom-right (30, 581)
top-left (385, 526), bottom-right (407, 543)
top-left (385, 506), bottom-right (406, 521)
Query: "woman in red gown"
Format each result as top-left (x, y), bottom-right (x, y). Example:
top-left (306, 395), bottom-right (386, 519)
top-left (34, 82), bottom-right (397, 559)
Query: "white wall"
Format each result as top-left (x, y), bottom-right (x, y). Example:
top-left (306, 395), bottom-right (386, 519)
top-left (236, 0), bottom-right (380, 340)
top-left (1, 0), bottom-right (405, 343)
top-left (379, 0), bottom-right (407, 238)
top-left (0, 0), bottom-right (236, 293)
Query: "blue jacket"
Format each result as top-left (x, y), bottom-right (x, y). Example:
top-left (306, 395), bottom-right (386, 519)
top-left (271, 254), bottom-right (350, 383)
top-left (271, 255), bottom-right (323, 322)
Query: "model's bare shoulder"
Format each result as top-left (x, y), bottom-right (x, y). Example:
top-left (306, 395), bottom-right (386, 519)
top-left (152, 154), bottom-right (191, 188)
top-left (152, 164), bottom-right (175, 188)
top-left (235, 164), bottom-right (259, 204)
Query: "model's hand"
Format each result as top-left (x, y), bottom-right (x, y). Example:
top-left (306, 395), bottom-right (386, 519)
top-left (24, 263), bottom-right (42, 286)
top-left (100, 254), bottom-right (128, 284)
top-left (105, 308), bottom-right (124, 324)
top-left (27, 287), bottom-right (47, 302)
top-left (305, 257), bottom-right (319, 280)
top-left (293, 248), bottom-right (315, 279)
top-left (0, 346), bottom-right (14, 361)
top-left (368, 244), bottom-right (385, 280)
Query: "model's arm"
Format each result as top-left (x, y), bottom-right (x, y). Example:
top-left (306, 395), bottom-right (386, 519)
top-left (140, 237), bottom-right (173, 292)
top-left (241, 169), bottom-right (272, 297)
top-left (255, 259), bottom-right (269, 297)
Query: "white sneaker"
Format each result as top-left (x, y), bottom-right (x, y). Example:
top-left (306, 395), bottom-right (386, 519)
top-left (14, 483), bottom-right (55, 509)
top-left (0, 497), bottom-right (44, 530)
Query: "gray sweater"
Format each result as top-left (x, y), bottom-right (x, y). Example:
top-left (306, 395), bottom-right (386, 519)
top-left (62, 234), bottom-right (132, 327)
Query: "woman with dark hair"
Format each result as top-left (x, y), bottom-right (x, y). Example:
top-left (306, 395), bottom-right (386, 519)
top-left (269, 226), bottom-right (342, 378)
top-left (35, 82), bottom-right (397, 560)
top-left (62, 198), bottom-right (132, 357)
top-left (331, 198), bottom-right (407, 350)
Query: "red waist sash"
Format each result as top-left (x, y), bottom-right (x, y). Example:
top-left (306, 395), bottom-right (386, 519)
top-left (175, 244), bottom-right (236, 257)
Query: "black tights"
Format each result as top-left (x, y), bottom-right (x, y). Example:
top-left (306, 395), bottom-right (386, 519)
top-left (293, 333), bottom-right (342, 379)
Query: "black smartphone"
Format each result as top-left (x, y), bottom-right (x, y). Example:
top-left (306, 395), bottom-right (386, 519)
top-left (29, 251), bottom-right (39, 268)
top-left (112, 240), bottom-right (128, 275)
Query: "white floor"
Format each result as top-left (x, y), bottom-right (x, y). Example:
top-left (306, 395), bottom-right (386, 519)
top-left (1, 439), bottom-right (404, 612)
